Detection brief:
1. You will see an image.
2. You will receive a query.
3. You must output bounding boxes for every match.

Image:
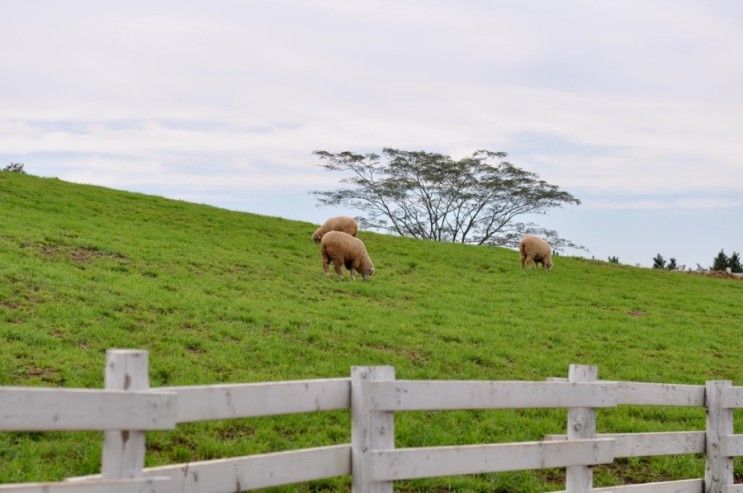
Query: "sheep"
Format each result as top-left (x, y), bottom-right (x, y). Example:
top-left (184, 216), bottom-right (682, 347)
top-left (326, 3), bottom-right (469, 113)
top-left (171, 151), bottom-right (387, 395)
top-left (320, 231), bottom-right (374, 280)
top-left (312, 216), bottom-right (358, 243)
top-left (519, 235), bottom-right (553, 270)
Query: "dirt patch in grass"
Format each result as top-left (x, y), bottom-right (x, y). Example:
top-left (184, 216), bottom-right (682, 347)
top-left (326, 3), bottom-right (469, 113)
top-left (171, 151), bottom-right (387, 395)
top-left (26, 367), bottom-right (59, 381)
top-left (20, 239), bottom-right (127, 265)
top-left (681, 270), bottom-right (743, 281)
top-left (0, 298), bottom-right (20, 309)
top-left (703, 271), bottom-right (743, 281)
top-left (368, 342), bottom-right (428, 364)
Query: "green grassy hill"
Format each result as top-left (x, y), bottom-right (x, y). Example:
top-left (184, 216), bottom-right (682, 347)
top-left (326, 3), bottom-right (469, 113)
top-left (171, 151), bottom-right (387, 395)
top-left (1, 172), bottom-right (741, 491)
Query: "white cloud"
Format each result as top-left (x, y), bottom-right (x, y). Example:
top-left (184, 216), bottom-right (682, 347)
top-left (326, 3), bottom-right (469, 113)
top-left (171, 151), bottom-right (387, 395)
top-left (586, 197), bottom-right (743, 211)
top-left (1, 0), bottom-right (742, 207)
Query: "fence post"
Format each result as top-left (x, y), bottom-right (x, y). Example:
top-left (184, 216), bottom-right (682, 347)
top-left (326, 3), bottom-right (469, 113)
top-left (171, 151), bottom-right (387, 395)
top-left (101, 349), bottom-right (149, 478)
top-left (705, 380), bottom-right (733, 493)
top-left (351, 366), bottom-right (395, 493)
top-left (566, 364), bottom-right (598, 493)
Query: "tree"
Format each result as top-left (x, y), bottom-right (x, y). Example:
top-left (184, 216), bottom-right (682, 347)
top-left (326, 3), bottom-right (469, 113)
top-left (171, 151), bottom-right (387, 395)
top-left (667, 258), bottom-right (678, 270)
top-left (712, 250), bottom-right (729, 271)
top-left (312, 149), bottom-right (583, 250)
top-left (2, 162), bottom-right (25, 173)
top-left (729, 252), bottom-right (742, 273)
top-left (652, 253), bottom-right (666, 269)
top-left (608, 256), bottom-right (619, 264)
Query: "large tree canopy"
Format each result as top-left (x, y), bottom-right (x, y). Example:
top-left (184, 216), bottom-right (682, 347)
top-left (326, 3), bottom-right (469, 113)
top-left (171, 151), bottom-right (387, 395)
top-left (312, 148), bottom-right (583, 251)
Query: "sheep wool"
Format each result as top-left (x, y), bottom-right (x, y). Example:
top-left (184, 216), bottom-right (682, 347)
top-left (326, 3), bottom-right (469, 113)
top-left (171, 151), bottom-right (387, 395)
top-left (519, 235), bottom-right (553, 271)
top-left (320, 231), bottom-right (374, 280)
top-left (312, 216), bottom-right (359, 243)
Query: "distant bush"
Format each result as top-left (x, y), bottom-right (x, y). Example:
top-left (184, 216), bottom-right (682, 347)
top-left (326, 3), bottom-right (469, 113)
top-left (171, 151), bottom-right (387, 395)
top-left (728, 252), bottom-right (742, 273)
top-left (709, 249), bottom-right (742, 273)
top-left (608, 256), bottom-right (619, 264)
top-left (2, 162), bottom-right (25, 173)
top-left (652, 253), bottom-right (666, 269)
top-left (712, 250), bottom-right (729, 271)
top-left (667, 258), bottom-right (678, 271)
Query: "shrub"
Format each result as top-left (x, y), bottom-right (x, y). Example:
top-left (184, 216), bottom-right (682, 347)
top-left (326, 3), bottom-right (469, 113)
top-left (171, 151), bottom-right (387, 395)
top-left (729, 252), bottom-right (742, 273)
top-left (652, 253), bottom-right (666, 269)
top-left (2, 162), bottom-right (25, 173)
top-left (712, 250), bottom-right (729, 271)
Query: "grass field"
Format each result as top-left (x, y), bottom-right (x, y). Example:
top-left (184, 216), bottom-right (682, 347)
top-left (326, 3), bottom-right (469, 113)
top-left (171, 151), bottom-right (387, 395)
top-left (1, 171), bottom-right (742, 491)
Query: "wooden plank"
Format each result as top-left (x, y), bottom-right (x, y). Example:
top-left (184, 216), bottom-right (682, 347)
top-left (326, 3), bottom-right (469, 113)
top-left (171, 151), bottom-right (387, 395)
top-left (556, 478), bottom-right (704, 492)
top-left (545, 432), bottom-right (706, 458)
top-left (159, 378), bottom-right (350, 422)
top-left (547, 378), bottom-right (705, 406)
top-left (613, 382), bottom-right (705, 407)
top-left (566, 364), bottom-right (597, 493)
top-left (0, 478), bottom-right (167, 493)
top-left (367, 438), bottom-right (615, 481)
top-left (137, 445), bottom-right (351, 493)
top-left (0, 388), bottom-right (175, 431)
top-left (706, 381), bottom-right (733, 493)
top-left (720, 387), bottom-right (743, 408)
top-left (720, 435), bottom-right (743, 457)
top-left (365, 380), bottom-right (617, 411)
top-left (351, 367), bottom-right (394, 493)
top-left (102, 350), bottom-right (148, 479)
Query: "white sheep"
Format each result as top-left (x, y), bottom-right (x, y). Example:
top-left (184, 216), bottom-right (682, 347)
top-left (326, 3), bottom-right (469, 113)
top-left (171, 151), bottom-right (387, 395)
top-left (519, 235), bottom-right (553, 270)
top-left (320, 231), bottom-right (374, 280)
top-left (312, 216), bottom-right (359, 243)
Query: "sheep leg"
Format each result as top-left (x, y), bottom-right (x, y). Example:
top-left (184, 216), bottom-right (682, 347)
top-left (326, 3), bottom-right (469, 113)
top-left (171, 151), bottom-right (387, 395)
top-left (332, 258), bottom-right (344, 279)
top-left (520, 254), bottom-right (527, 268)
top-left (322, 253), bottom-right (330, 275)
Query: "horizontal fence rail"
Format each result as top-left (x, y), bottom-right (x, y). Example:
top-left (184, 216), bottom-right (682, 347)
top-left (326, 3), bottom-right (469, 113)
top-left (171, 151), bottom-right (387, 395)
top-left (5, 350), bottom-right (743, 492)
top-left (545, 431), bottom-right (706, 458)
top-left (365, 380), bottom-right (618, 411)
top-left (582, 478), bottom-right (703, 493)
top-left (720, 435), bottom-right (743, 456)
top-left (548, 378), bottom-right (706, 406)
top-left (613, 381), bottom-right (706, 406)
top-left (720, 386), bottom-right (743, 408)
top-left (0, 387), bottom-right (176, 431)
top-left (140, 445), bottom-right (351, 493)
top-left (367, 439), bottom-right (615, 481)
top-left (0, 479), bottom-right (168, 493)
top-left (159, 379), bottom-right (350, 423)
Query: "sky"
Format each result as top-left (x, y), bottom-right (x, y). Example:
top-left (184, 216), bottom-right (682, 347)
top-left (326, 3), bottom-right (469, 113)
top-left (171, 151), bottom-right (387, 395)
top-left (2, 0), bottom-right (742, 267)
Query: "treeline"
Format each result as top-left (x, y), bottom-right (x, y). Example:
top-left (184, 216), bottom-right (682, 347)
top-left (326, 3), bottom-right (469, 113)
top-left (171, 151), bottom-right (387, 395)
top-left (709, 250), bottom-right (742, 273)
top-left (649, 250), bottom-right (741, 272)
top-left (605, 250), bottom-right (742, 273)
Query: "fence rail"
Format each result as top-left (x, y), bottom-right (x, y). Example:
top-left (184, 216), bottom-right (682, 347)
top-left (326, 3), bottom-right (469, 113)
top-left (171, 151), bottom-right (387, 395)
top-left (0, 478), bottom-right (167, 493)
top-left (0, 387), bottom-right (176, 431)
top-left (160, 378), bottom-right (351, 423)
top-left (3, 350), bottom-right (743, 492)
top-left (366, 439), bottom-right (616, 481)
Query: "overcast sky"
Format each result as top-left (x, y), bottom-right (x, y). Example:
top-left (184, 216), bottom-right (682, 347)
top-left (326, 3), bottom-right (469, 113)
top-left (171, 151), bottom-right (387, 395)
top-left (2, 0), bottom-right (742, 267)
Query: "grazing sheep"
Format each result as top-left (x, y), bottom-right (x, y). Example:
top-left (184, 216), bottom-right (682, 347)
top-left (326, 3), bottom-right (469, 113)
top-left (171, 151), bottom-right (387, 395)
top-left (519, 235), bottom-right (553, 271)
top-left (312, 216), bottom-right (358, 243)
top-left (320, 231), bottom-right (374, 280)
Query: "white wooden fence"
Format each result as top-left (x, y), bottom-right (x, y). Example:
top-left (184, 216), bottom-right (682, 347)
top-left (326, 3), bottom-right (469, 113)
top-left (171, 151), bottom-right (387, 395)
top-left (2, 350), bottom-right (743, 492)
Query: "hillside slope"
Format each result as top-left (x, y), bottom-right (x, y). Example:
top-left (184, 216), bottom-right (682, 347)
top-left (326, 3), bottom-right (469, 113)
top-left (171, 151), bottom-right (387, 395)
top-left (1, 172), bottom-right (741, 491)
